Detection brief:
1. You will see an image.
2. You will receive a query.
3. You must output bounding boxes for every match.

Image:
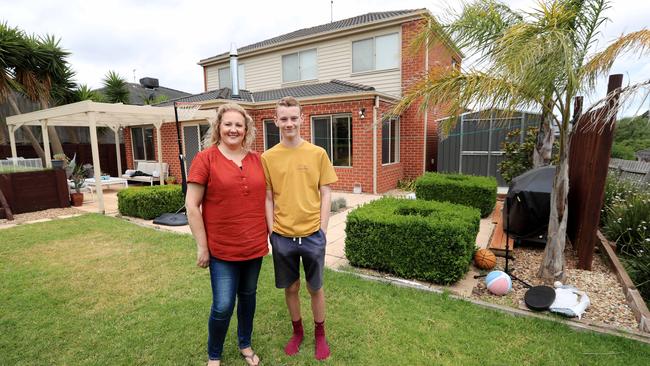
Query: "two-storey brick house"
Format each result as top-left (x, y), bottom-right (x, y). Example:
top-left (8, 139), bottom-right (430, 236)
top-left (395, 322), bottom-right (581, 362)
top-left (123, 9), bottom-right (462, 193)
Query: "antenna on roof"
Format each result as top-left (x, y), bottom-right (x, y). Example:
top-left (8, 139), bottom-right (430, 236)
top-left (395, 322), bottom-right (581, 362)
top-left (331, 1), bottom-right (333, 23)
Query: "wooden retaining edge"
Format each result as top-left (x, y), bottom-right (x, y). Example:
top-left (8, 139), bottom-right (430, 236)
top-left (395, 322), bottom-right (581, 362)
top-left (597, 230), bottom-right (650, 333)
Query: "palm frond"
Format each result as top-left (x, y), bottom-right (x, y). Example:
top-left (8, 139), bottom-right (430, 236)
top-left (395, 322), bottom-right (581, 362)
top-left (393, 66), bottom-right (540, 136)
top-left (582, 30), bottom-right (650, 90)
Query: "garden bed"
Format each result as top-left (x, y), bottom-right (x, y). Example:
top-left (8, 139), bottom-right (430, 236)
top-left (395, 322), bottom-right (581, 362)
top-left (471, 244), bottom-right (642, 332)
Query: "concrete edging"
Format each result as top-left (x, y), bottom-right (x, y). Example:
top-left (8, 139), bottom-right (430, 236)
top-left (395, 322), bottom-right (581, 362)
top-left (332, 267), bottom-right (650, 345)
top-left (596, 230), bottom-right (650, 333)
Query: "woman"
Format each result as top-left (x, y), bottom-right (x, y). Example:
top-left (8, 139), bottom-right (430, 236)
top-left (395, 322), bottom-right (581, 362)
top-left (186, 103), bottom-right (268, 366)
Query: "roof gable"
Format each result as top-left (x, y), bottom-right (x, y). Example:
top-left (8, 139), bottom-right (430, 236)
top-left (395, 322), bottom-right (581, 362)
top-left (199, 9), bottom-right (425, 65)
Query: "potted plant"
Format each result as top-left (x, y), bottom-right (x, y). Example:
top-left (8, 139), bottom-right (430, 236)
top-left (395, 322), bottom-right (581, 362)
top-left (52, 153), bottom-right (69, 171)
top-left (69, 162), bottom-right (87, 207)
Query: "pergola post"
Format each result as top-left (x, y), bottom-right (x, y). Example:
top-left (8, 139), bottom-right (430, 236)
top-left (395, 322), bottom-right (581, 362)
top-left (8, 125), bottom-right (18, 165)
top-left (154, 120), bottom-right (164, 185)
top-left (88, 111), bottom-right (105, 214)
top-left (112, 126), bottom-right (122, 177)
top-left (41, 119), bottom-right (52, 168)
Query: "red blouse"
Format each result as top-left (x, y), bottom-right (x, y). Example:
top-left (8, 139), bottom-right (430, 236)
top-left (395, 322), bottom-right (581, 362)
top-left (187, 146), bottom-right (269, 261)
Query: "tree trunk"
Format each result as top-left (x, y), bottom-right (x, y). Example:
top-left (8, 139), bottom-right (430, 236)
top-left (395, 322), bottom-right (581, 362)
top-left (6, 93), bottom-right (46, 162)
top-left (0, 116), bottom-right (8, 145)
top-left (533, 100), bottom-right (555, 167)
top-left (537, 131), bottom-right (569, 281)
top-left (40, 100), bottom-right (64, 156)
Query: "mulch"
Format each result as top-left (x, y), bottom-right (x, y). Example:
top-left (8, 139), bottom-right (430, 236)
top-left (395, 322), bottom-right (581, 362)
top-left (472, 243), bottom-right (641, 331)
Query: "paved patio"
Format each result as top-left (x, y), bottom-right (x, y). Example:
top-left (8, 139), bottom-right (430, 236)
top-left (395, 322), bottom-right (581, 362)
top-left (75, 188), bottom-right (494, 297)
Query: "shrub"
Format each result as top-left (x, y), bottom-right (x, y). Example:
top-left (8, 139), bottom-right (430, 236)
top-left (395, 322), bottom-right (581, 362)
top-left (415, 172), bottom-right (496, 217)
top-left (602, 193), bottom-right (650, 256)
top-left (117, 185), bottom-right (184, 219)
top-left (621, 250), bottom-right (650, 304)
top-left (497, 127), bottom-right (559, 184)
top-left (601, 174), bottom-right (646, 224)
top-left (345, 197), bottom-right (480, 284)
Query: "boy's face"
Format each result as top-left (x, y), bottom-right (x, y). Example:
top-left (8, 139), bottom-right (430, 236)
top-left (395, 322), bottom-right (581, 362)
top-left (275, 105), bottom-right (302, 140)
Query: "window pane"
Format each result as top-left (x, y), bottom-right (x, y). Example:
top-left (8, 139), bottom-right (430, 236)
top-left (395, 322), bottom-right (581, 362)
top-left (390, 118), bottom-right (398, 162)
top-left (199, 124), bottom-right (210, 141)
top-left (237, 64), bottom-right (246, 89)
top-left (264, 120), bottom-right (280, 150)
top-left (144, 128), bottom-right (154, 161)
top-left (300, 49), bottom-right (317, 80)
top-left (332, 116), bottom-right (351, 166)
top-left (352, 38), bottom-right (373, 73)
top-left (312, 117), bottom-right (331, 158)
top-left (184, 125), bottom-right (200, 171)
top-left (132, 128), bottom-right (145, 161)
top-left (381, 120), bottom-right (390, 164)
top-left (376, 33), bottom-right (399, 70)
top-left (282, 53), bottom-right (300, 82)
top-left (218, 67), bottom-right (231, 89)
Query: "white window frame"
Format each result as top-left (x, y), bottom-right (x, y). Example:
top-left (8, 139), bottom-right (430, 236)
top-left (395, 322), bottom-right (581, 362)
top-left (310, 114), bottom-right (353, 168)
top-left (263, 119), bottom-right (281, 150)
top-left (381, 116), bottom-right (400, 165)
top-left (218, 64), bottom-right (246, 89)
top-left (352, 32), bottom-right (400, 74)
top-left (282, 48), bottom-right (318, 83)
top-left (130, 126), bottom-right (155, 161)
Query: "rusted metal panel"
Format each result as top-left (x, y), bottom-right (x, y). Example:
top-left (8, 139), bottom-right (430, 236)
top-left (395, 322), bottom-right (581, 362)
top-left (568, 74), bottom-right (623, 270)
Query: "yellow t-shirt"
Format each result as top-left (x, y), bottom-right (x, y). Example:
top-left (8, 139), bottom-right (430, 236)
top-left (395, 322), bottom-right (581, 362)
top-left (261, 141), bottom-right (338, 237)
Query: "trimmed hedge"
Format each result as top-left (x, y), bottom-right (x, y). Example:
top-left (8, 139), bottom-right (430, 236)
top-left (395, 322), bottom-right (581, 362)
top-left (117, 185), bottom-right (184, 220)
top-left (345, 197), bottom-right (480, 284)
top-left (415, 173), bottom-right (497, 217)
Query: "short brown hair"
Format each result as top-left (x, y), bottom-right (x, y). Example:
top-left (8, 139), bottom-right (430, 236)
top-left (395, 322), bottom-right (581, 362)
top-left (276, 96), bottom-right (301, 112)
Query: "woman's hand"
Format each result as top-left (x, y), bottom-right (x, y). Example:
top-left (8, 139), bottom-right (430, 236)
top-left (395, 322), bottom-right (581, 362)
top-left (196, 246), bottom-right (210, 268)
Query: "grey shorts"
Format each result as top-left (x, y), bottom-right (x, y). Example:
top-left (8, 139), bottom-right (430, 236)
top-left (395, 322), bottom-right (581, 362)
top-left (270, 229), bottom-right (326, 290)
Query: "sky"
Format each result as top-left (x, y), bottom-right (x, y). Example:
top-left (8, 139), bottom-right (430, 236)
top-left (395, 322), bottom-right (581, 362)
top-left (2, 0), bottom-right (649, 116)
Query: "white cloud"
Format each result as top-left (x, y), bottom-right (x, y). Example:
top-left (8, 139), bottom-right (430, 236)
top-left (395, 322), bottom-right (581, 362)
top-left (2, 0), bottom-right (648, 115)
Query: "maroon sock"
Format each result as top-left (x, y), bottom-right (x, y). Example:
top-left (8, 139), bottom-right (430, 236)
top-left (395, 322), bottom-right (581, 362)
top-left (314, 321), bottom-right (331, 360)
top-left (284, 319), bottom-right (304, 356)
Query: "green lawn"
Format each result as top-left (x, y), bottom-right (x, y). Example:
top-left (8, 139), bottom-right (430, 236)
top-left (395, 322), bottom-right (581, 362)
top-left (1, 215), bottom-right (649, 365)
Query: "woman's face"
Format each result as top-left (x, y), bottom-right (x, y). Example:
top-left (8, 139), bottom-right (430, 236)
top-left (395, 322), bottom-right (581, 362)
top-left (219, 110), bottom-right (246, 148)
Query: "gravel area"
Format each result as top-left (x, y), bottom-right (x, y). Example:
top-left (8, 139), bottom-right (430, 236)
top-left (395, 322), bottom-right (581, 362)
top-left (0, 207), bottom-right (85, 226)
top-left (472, 244), bottom-right (640, 331)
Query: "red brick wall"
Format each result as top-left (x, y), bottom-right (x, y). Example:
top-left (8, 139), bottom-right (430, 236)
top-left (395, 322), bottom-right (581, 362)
top-left (401, 18), bottom-right (461, 176)
top-left (251, 100), bottom-right (376, 193)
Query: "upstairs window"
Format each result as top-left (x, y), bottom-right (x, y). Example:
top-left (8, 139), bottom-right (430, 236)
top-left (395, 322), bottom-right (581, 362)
top-left (352, 33), bottom-right (399, 73)
top-left (218, 64), bottom-right (246, 89)
top-left (282, 49), bottom-right (317, 82)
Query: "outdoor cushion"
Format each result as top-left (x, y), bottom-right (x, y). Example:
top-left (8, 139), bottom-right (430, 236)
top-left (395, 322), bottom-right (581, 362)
top-left (124, 169), bottom-right (136, 177)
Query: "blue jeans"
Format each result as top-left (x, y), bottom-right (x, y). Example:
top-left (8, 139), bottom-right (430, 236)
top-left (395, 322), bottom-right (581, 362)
top-left (207, 256), bottom-right (263, 361)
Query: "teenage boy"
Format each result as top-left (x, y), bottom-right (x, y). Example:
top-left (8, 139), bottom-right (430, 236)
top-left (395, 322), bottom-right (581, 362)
top-left (261, 96), bottom-right (337, 361)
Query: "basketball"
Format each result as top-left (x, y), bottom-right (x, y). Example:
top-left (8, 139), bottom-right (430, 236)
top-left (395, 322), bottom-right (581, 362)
top-left (474, 248), bottom-right (497, 269)
top-left (486, 270), bottom-right (512, 296)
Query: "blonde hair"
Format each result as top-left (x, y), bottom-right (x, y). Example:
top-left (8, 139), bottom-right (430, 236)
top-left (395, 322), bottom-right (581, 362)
top-left (276, 96), bottom-right (301, 113)
top-left (204, 103), bottom-right (256, 150)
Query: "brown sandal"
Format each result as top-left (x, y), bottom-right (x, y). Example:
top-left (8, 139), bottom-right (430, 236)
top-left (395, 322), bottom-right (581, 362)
top-left (240, 350), bottom-right (260, 366)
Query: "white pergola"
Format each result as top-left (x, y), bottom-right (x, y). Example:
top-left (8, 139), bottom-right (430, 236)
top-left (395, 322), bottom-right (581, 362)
top-left (5, 100), bottom-right (215, 214)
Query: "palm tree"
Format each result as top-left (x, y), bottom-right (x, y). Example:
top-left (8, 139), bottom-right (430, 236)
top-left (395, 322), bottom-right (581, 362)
top-left (0, 22), bottom-right (46, 160)
top-left (101, 70), bottom-right (129, 104)
top-left (73, 84), bottom-right (104, 102)
top-left (395, 0), bottom-right (650, 281)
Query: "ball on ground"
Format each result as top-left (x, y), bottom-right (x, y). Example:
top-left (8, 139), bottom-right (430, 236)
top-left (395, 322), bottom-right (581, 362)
top-left (486, 270), bottom-right (512, 296)
top-left (474, 248), bottom-right (497, 269)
